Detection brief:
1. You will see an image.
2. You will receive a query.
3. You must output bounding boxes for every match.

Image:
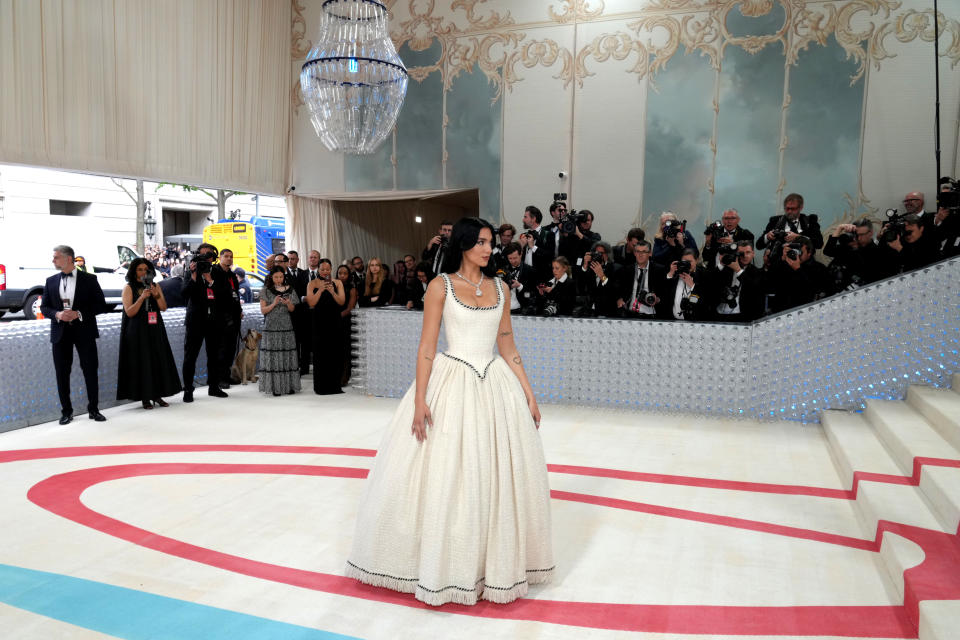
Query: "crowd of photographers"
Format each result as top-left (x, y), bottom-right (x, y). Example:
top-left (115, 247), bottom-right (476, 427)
top-left (480, 179), bottom-right (960, 322)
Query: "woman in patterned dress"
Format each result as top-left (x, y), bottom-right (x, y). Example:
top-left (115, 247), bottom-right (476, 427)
top-left (258, 266), bottom-right (301, 396)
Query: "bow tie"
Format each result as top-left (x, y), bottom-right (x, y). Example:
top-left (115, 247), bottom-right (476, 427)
top-left (61, 271), bottom-right (74, 280)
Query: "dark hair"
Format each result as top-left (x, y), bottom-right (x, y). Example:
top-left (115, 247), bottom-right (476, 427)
top-left (440, 220), bottom-right (454, 228)
top-left (524, 206), bottom-right (542, 224)
top-left (234, 267), bottom-right (246, 278)
top-left (351, 256), bottom-right (363, 264)
top-left (440, 217), bottom-right (498, 276)
top-left (125, 258), bottom-right (155, 286)
top-left (219, 248), bottom-right (233, 257)
top-left (580, 209), bottom-right (594, 222)
top-left (498, 223), bottom-right (516, 236)
top-left (265, 265), bottom-right (289, 295)
top-left (414, 261), bottom-right (435, 279)
top-left (735, 239), bottom-right (754, 249)
top-left (287, 250), bottom-right (299, 257)
top-left (336, 264), bottom-right (351, 280)
top-left (795, 236), bottom-right (814, 253)
top-left (627, 227), bottom-right (645, 242)
top-left (403, 254), bottom-right (416, 262)
top-left (636, 240), bottom-right (652, 252)
top-left (854, 218), bottom-right (873, 230)
top-left (502, 241), bottom-right (522, 257)
top-left (783, 193), bottom-right (804, 208)
top-left (318, 258), bottom-right (332, 267)
top-left (197, 242), bottom-right (218, 255)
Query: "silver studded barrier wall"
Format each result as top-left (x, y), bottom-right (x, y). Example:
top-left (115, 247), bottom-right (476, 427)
top-left (0, 305), bottom-right (264, 432)
top-left (351, 257), bottom-right (960, 424)
top-left (3, 260), bottom-right (958, 431)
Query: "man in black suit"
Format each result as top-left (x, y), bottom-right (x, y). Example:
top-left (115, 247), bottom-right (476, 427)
top-left (702, 208), bottom-right (755, 269)
top-left (295, 250), bottom-right (321, 374)
top-left (756, 193), bottom-right (823, 252)
top-left (823, 219), bottom-right (887, 292)
top-left (699, 241), bottom-right (764, 322)
top-left (574, 240), bottom-right (619, 317)
top-left (41, 244), bottom-right (107, 424)
top-left (422, 221), bottom-right (454, 274)
top-left (500, 242), bottom-right (537, 313)
top-left (518, 205), bottom-right (554, 283)
top-left (181, 243), bottom-right (231, 402)
top-left (767, 236), bottom-right (830, 313)
top-left (615, 240), bottom-right (666, 318)
top-left (879, 213), bottom-right (942, 274)
top-left (286, 250), bottom-right (306, 283)
top-left (659, 249), bottom-right (707, 321)
top-left (350, 256), bottom-right (366, 291)
top-left (612, 228), bottom-right (646, 267)
top-left (215, 248), bottom-right (243, 388)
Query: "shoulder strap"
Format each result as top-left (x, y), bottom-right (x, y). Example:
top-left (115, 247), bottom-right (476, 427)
top-left (438, 272), bottom-right (450, 297)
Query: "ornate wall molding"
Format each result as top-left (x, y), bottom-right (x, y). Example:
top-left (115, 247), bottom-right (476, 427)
top-left (291, 0), bottom-right (311, 59)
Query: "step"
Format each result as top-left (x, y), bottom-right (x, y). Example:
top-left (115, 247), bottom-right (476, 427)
top-left (863, 400), bottom-right (959, 475)
top-left (920, 600), bottom-right (960, 640)
top-left (857, 481), bottom-right (950, 535)
top-left (878, 530), bottom-right (926, 602)
top-left (821, 410), bottom-right (903, 490)
top-left (864, 399), bottom-right (960, 533)
top-left (907, 386), bottom-right (960, 453)
top-left (953, 372), bottom-right (960, 393)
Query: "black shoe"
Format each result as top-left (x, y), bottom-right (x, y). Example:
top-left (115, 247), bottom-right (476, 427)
top-left (220, 383), bottom-right (231, 389)
top-left (272, 391), bottom-right (281, 397)
top-left (59, 414), bottom-right (73, 425)
top-left (88, 410), bottom-right (107, 422)
top-left (208, 388), bottom-right (229, 398)
top-left (183, 390), bottom-right (194, 403)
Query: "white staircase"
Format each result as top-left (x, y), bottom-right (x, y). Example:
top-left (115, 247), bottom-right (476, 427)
top-left (821, 383), bottom-right (960, 639)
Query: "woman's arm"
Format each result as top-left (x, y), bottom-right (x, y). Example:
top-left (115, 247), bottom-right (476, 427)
top-left (494, 280), bottom-right (541, 426)
top-left (305, 281), bottom-right (322, 308)
top-left (331, 279), bottom-right (346, 306)
top-left (122, 285), bottom-right (150, 318)
top-left (341, 287), bottom-right (357, 317)
top-left (411, 277), bottom-right (446, 442)
top-left (153, 284), bottom-right (168, 311)
top-left (260, 288), bottom-right (279, 315)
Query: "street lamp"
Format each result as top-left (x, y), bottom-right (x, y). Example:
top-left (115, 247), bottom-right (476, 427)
top-left (144, 202), bottom-right (156, 239)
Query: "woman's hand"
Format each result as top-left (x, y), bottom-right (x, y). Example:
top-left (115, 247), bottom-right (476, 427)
top-left (528, 397), bottom-right (541, 429)
top-left (412, 401), bottom-right (433, 442)
top-left (150, 284), bottom-right (162, 298)
top-left (138, 287), bottom-right (152, 300)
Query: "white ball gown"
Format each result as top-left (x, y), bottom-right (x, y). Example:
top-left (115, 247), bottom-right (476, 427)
top-left (346, 273), bottom-right (554, 606)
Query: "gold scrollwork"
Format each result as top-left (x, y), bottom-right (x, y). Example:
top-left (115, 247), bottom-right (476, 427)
top-left (574, 33), bottom-right (647, 87)
top-left (451, 0), bottom-right (515, 31)
top-left (505, 39), bottom-right (575, 89)
top-left (719, 0), bottom-right (790, 55)
top-left (549, 0), bottom-right (605, 25)
top-left (291, 0), bottom-right (311, 59)
top-left (291, 78), bottom-right (305, 116)
top-left (446, 32), bottom-right (522, 102)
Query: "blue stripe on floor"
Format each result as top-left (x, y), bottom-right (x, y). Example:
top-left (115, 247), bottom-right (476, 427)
top-left (0, 563), bottom-right (359, 640)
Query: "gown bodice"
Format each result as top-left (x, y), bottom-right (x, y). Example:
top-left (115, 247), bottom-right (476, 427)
top-left (439, 273), bottom-right (503, 378)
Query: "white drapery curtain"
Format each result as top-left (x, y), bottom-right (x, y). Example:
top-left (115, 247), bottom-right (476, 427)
top-left (0, 0), bottom-right (290, 194)
top-left (286, 191), bottom-right (477, 266)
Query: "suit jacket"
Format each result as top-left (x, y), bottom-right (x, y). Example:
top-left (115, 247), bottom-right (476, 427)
top-left (422, 244), bottom-right (448, 274)
top-left (541, 275), bottom-right (576, 315)
top-left (756, 214), bottom-right (824, 250)
top-left (699, 264), bottom-right (764, 322)
top-left (41, 270), bottom-right (106, 344)
top-left (289, 268), bottom-right (308, 298)
top-left (181, 265), bottom-right (233, 326)
top-left (574, 260), bottom-right (620, 316)
top-left (504, 263), bottom-right (538, 309)
top-left (658, 266), bottom-right (707, 320)
top-left (530, 225), bottom-right (559, 282)
top-left (614, 261), bottom-right (668, 314)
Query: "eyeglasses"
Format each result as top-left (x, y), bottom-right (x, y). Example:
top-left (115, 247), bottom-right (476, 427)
top-left (903, 198), bottom-right (921, 203)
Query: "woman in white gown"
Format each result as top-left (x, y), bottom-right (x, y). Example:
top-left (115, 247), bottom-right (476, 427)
top-left (346, 218), bottom-right (554, 606)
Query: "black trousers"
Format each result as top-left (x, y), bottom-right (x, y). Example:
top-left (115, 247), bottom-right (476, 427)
top-left (218, 320), bottom-right (240, 384)
top-left (295, 307), bottom-right (311, 373)
top-left (52, 330), bottom-right (99, 415)
top-left (182, 321), bottom-right (221, 391)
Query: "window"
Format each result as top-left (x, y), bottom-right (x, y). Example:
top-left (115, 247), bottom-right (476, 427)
top-left (49, 200), bottom-right (92, 216)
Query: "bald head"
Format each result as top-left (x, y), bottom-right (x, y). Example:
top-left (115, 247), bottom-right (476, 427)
top-left (903, 191), bottom-right (924, 215)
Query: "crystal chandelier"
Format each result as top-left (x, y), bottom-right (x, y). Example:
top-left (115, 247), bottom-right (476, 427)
top-left (300, 0), bottom-right (409, 155)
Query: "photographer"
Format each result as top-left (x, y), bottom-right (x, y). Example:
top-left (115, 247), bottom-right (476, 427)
top-left (613, 228), bottom-right (645, 266)
top-left (879, 213), bottom-right (941, 274)
top-left (215, 248), bottom-right (243, 389)
top-left (933, 179), bottom-right (960, 257)
top-left (700, 241), bottom-right (764, 322)
top-left (535, 256), bottom-right (576, 317)
top-left (181, 242), bottom-right (231, 402)
top-left (757, 193), bottom-right (823, 252)
top-left (615, 240), bottom-right (666, 319)
top-left (499, 242), bottom-right (537, 313)
top-left (660, 249), bottom-right (705, 321)
top-left (767, 236), bottom-right (829, 313)
top-left (823, 219), bottom-right (885, 292)
top-left (558, 209), bottom-right (601, 264)
top-left (574, 241), bottom-right (619, 317)
top-left (702, 209), bottom-right (754, 270)
top-left (653, 212), bottom-right (698, 268)
top-left (405, 261), bottom-right (434, 311)
top-left (423, 221), bottom-right (454, 274)
top-left (519, 205), bottom-right (552, 281)
top-left (492, 223), bottom-right (516, 270)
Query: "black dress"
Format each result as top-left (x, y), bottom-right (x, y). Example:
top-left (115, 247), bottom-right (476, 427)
top-left (338, 281), bottom-right (355, 386)
top-left (117, 285), bottom-right (183, 401)
top-left (312, 288), bottom-right (344, 395)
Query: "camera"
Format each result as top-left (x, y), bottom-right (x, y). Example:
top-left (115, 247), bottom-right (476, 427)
top-left (553, 192), bottom-right (567, 202)
top-left (722, 284), bottom-right (740, 308)
top-left (705, 220), bottom-right (727, 240)
top-left (785, 242), bottom-right (802, 261)
top-left (679, 292), bottom-right (700, 317)
top-left (836, 224), bottom-right (855, 245)
top-left (637, 290), bottom-right (657, 307)
top-left (141, 272), bottom-right (155, 288)
top-left (560, 209), bottom-right (588, 234)
top-left (881, 209), bottom-right (907, 243)
top-left (939, 178), bottom-right (959, 211)
top-left (191, 254), bottom-right (213, 276)
top-left (662, 219), bottom-right (686, 239)
top-left (717, 242), bottom-right (738, 266)
top-left (675, 259), bottom-right (693, 275)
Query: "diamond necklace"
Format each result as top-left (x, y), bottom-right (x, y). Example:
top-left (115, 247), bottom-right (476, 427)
top-left (455, 271), bottom-right (484, 296)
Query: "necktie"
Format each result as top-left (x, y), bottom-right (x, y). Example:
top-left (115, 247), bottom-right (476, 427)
top-left (788, 219), bottom-right (798, 233)
top-left (310, 271), bottom-right (316, 280)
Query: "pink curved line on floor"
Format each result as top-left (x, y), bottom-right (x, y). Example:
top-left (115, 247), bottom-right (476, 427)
top-left (0, 444), bottom-right (377, 464)
top-left (25, 462), bottom-right (922, 637)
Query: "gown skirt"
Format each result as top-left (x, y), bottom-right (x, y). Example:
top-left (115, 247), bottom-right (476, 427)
top-left (345, 350), bottom-right (554, 606)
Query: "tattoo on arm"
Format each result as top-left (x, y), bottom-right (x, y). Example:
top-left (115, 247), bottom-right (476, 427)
top-left (424, 355), bottom-right (434, 361)
top-left (512, 356), bottom-right (521, 365)
top-left (499, 331), bottom-right (512, 337)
